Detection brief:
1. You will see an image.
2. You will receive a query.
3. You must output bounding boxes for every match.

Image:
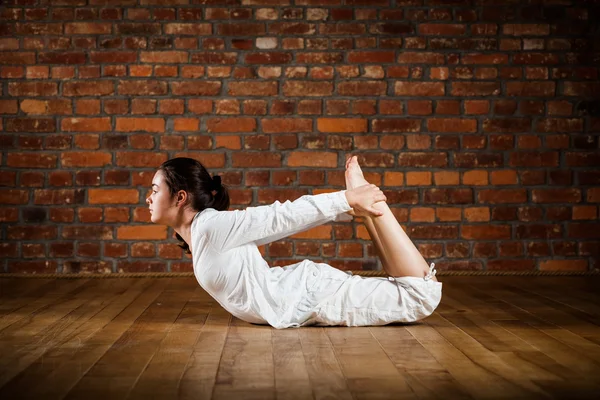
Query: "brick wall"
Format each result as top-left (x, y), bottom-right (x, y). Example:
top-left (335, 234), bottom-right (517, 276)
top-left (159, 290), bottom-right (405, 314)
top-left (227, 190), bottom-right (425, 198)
top-left (1, 0), bottom-right (599, 275)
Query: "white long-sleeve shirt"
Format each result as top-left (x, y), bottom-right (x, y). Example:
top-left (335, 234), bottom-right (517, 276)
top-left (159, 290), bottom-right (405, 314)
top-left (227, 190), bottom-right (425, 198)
top-left (190, 190), bottom-right (354, 329)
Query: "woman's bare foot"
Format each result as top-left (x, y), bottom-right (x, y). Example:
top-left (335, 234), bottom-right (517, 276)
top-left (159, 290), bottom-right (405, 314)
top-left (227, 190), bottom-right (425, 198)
top-left (345, 155), bottom-right (369, 190)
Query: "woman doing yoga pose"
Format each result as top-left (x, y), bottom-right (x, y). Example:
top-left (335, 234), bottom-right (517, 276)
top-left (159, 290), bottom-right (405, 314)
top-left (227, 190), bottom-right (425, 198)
top-left (146, 156), bottom-right (442, 329)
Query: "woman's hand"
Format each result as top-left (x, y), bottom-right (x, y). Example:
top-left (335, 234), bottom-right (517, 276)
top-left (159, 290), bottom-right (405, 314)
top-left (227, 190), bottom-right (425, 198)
top-left (344, 184), bottom-right (387, 217)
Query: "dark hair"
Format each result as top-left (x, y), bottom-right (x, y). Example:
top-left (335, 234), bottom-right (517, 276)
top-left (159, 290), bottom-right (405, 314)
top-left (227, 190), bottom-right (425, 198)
top-left (158, 157), bottom-right (230, 254)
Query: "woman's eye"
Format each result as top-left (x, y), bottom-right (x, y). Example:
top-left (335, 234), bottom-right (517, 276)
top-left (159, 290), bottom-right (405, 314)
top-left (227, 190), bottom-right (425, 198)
top-left (152, 190), bottom-right (157, 194)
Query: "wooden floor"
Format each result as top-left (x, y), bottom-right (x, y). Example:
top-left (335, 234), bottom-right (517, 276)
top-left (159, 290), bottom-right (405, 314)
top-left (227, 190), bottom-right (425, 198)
top-left (1, 276), bottom-right (599, 400)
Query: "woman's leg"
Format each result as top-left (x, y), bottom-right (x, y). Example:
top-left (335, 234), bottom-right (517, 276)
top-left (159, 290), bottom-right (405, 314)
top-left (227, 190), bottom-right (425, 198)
top-left (361, 215), bottom-right (393, 274)
top-left (345, 156), bottom-right (436, 280)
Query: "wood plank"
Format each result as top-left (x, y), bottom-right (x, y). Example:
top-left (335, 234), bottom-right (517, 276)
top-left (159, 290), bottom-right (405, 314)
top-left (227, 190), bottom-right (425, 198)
top-left (0, 278), bottom-right (91, 332)
top-left (211, 317), bottom-right (275, 400)
top-left (502, 277), bottom-right (600, 325)
top-left (126, 285), bottom-right (213, 399)
top-left (468, 279), bottom-right (600, 388)
top-left (0, 278), bottom-right (51, 301)
top-left (0, 276), bottom-right (600, 399)
top-left (370, 326), bottom-right (471, 399)
top-left (0, 279), bottom-right (59, 318)
top-left (428, 312), bottom-right (552, 398)
top-left (298, 327), bottom-right (354, 400)
top-left (178, 298), bottom-right (231, 400)
top-left (0, 279), bottom-right (133, 390)
top-left (0, 278), bottom-right (156, 399)
top-left (271, 327), bottom-right (314, 400)
top-left (405, 320), bottom-right (539, 400)
top-left (63, 278), bottom-right (192, 399)
top-left (326, 327), bottom-right (417, 400)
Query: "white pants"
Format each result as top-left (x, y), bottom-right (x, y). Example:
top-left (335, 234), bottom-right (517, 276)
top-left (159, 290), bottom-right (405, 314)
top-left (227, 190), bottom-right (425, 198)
top-left (293, 261), bottom-right (442, 327)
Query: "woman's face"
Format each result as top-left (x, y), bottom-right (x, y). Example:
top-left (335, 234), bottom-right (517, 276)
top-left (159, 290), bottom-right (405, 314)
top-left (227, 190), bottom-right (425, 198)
top-left (146, 170), bottom-right (177, 225)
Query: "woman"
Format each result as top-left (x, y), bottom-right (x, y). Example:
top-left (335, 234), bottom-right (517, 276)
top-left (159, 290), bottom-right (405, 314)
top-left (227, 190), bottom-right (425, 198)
top-left (146, 156), bottom-right (442, 329)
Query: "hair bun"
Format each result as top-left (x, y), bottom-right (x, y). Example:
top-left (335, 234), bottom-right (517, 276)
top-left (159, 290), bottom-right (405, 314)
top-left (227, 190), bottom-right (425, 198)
top-left (212, 175), bottom-right (222, 190)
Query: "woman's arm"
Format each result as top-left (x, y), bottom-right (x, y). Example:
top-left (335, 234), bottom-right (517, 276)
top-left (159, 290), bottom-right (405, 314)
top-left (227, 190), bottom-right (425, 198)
top-left (199, 190), bottom-right (353, 253)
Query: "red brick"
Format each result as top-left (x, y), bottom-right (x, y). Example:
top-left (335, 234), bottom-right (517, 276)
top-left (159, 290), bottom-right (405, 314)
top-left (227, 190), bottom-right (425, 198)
top-left (418, 23), bottom-right (466, 35)
top-left (547, 101), bottom-right (573, 116)
top-left (116, 118), bottom-right (165, 133)
top-left (170, 81), bottom-right (221, 95)
top-left (483, 118), bottom-right (532, 133)
top-left (61, 152), bottom-right (111, 167)
top-left (472, 23), bottom-right (497, 35)
top-left (370, 22), bottom-right (411, 35)
top-left (407, 100), bottom-right (432, 115)
top-left (451, 82), bottom-right (501, 96)
top-left (506, 81), bottom-right (555, 97)
top-left (7, 153), bottom-right (57, 169)
top-left (462, 224), bottom-right (513, 240)
top-left (262, 118), bottom-right (312, 133)
top-left (398, 153), bottom-right (448, 168)
top-left (288, 152), bottom-right (337, 168)
top-left (188, 99), bottom-right (212, 114)
top-left (118, 80), bottom-right (167, 96)
top-left (63, 81), bottom-right (114, 96)
top-left (218, 22), bottom-right (265, 36)
top-left (398, 52), bottom-right (445, 64)
top-left (395, 82), bottom-right (444, 96)
top-left (462, 53), bottom-right (508, 64)
top-left (0, 51), bottom-right (33, 65)
top-left (436, 100), bottom-right (461, 115)
top-left (464, 100), bottom-right (490, 115)
top-left (540, 259), bottom-right (588, 272)
top-left (380, 100), bottom-right (403, 115)
top-left (131, 99), bottom-right (156, 114)
top-left (64, 22), bottom-right (111, 34)
top-left (430, 67), bottom-right (449, 80)
top-left (115, 152), bottom-right (168, 168)
top-left (232, 153), bottom-right (282, 168)
top-left (372, 119), bottom-right (421, 133)
top-left (427, 118), bottom-right (477, 133)
top-left (21, 99), bottom-right (73, 115)
top-left (32, 189), bottom-right (84, 205)
top-left (229, 81), bottom-right (278, 96)
top-left (387, 66), bottom-right (410, 78)
top-left (309, 66), bottom-right (334, 79)
top-left (180, 66), bottom-right (205, 78)
top-left (563, 82), bottom-right (600, 97)
top-left (317, 118), bottom-right (367, 133)
top-left (0, 189), bottom-right (28, 204)
top-left (535, 118), bottom-right (583, 133)
top-left (503, 24), bottom-right (550, 36)
top-left (283, 81), bottom-right (333, 96)
top-left (75, 99), bottom-right (100, 115)
top-left (38, 52), bottom-right (86, 64)
top-left (243, 100), bottom-right (267, 115)
top-left (0, 100), bottom-right (18, 114)
top-left (347, 51), bottom-right (395, 63)
top-left (320, 22), bottom-right (366, 35)
top-left (338, 81), bottom-right (387, 96)
top-left (245, 51), bottom-right (292, 64)
top-left (173, 118), bottom-right (199, 131)
top-left (513, 53), bottom-right (559, 65)
top-left (159, 99), bottom-right (184, 114)
top-left (8, 82), bottom-right (57, 96)
top-left (207, 117), bottom-right (256, 133)
top-left (296, 52), bottom-right (344, 64)
top-left (117, 225), bottom-right (167, 240)
top-left (192, 52), bottom-right (238, 64)
top-left (62, 117), bottom-right (110, 132)
top-left (4, 118), bottom-right (56, 133)
top-left (164, 22), bottom-right (211, 35)
top-left (215, 99), bottom-right (240, 114)
top-left (531, 188), bottom-right (581, 204)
